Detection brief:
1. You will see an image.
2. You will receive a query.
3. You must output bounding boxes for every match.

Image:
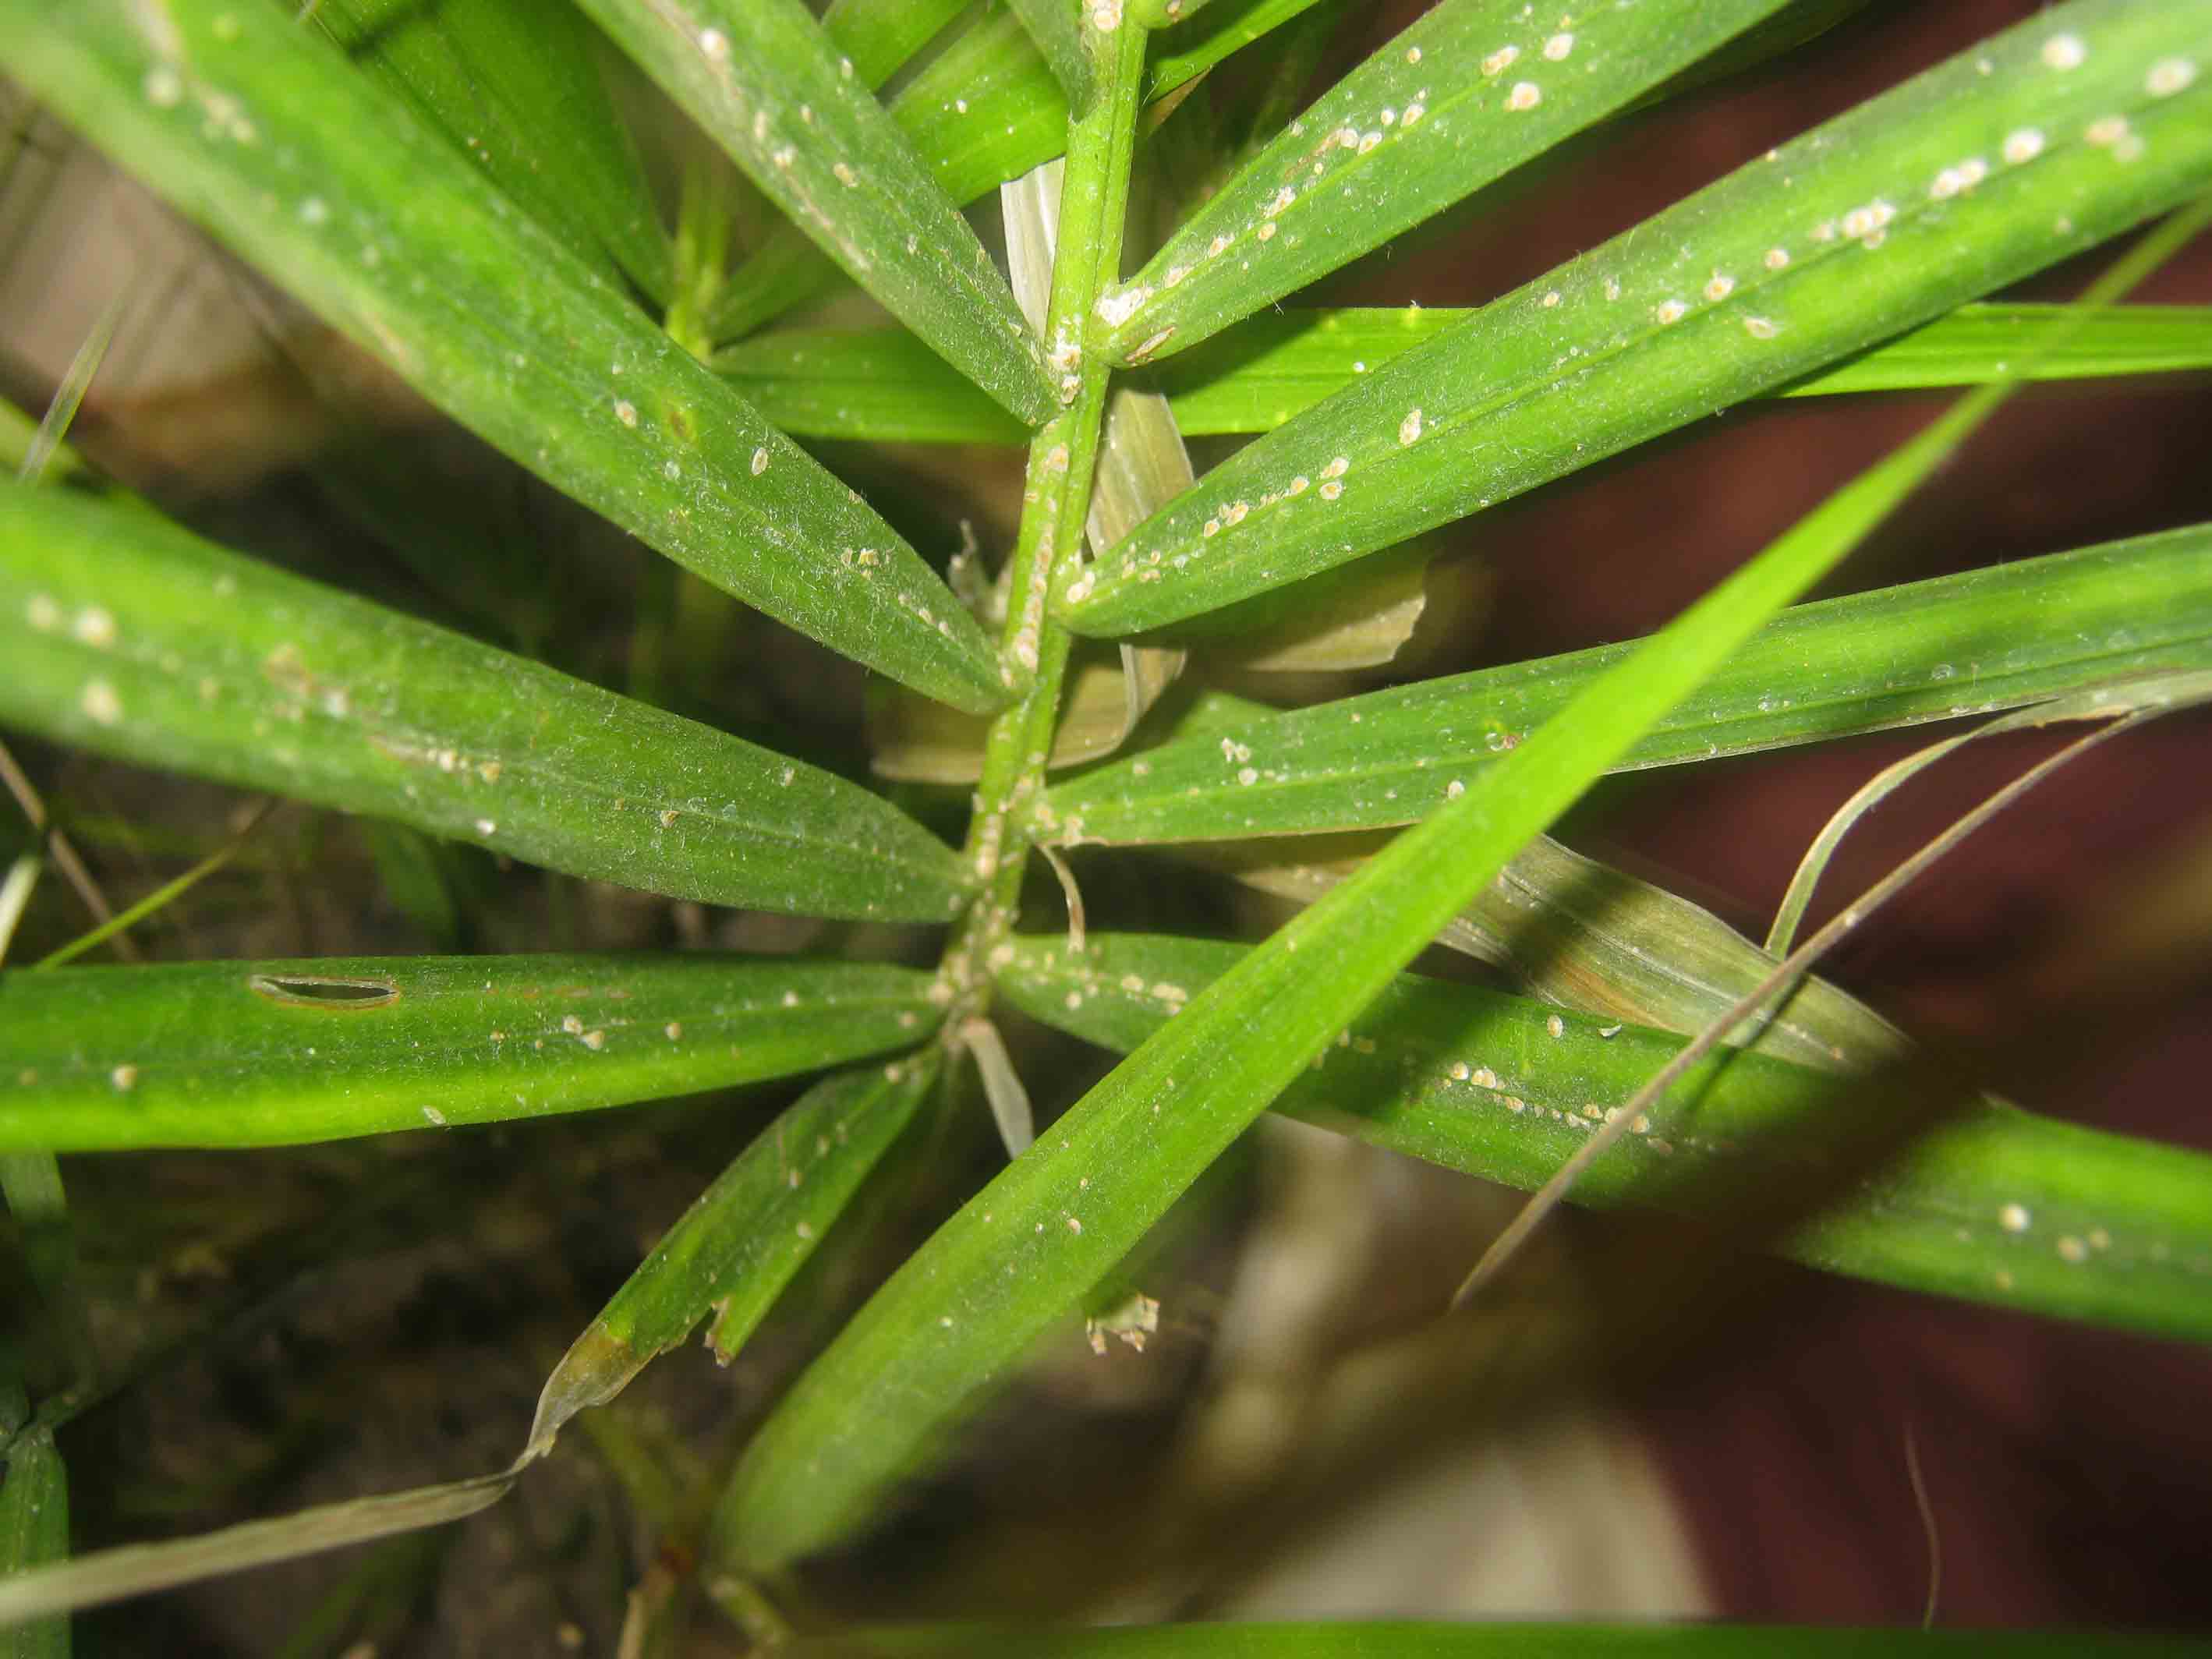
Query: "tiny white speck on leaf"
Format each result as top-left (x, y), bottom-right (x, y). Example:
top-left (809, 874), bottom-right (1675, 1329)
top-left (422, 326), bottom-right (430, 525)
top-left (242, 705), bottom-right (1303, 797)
top-left (2147, 58), bottom-right (2197, 97)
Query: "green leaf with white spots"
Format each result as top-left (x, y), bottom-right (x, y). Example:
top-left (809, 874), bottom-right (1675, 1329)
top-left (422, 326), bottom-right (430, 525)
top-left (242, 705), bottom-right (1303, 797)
top-left (1038, 525), bottom-right (2212, 844)
top-left (575, 0), bottom-right (1054, 425)
top-left (306, 0), bottom-right (674, 304)
top-left (0, 486), bottom-right (974, 923)
top-left (528, 1056), bottom-right (938, 1456)
top-left (0, 953), bottom-right (942, 1151)
top-left (1092, 0), bottom-right (1799, 367)
top-left (1152, 301), bottom-right (2212, 434)
top-left (999, 933), bottom-right (2212, 1345)
top-left (0, 0), bottom-right (1007, 716)
top-left (709, 0), bottom-right (1337, 344)
top-left (1059, 0), bottom-right (2212, 635)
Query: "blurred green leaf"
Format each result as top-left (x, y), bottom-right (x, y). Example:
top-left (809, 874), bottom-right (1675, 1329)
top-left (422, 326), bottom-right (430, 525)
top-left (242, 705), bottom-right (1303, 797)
top-left (1039, 525), bottom-right (2212, 844)
top-left (1059, 0), bottom-right (2212, 635)
top-left (306, 0), bottom-right (674, 303)
top-left (0, 1427), bottom-right (68, 1659)
top-left (0, 1464), bottom-right (515, 1628)
top-left (1094, 0), bottom-right (1798, 365)
top-left (578, 0), bottom-right (1054, 423)
top-left (529, 1054), bottom-right (937, 1454)
top-left (0, 486), bottom-right (975, 921)
top-left (0, 0), bottom-right (1008, 713)
top-left (794, 1622), bottom-right (2212, 1657)
top-left (0, 952), bottom-right (942, 1150)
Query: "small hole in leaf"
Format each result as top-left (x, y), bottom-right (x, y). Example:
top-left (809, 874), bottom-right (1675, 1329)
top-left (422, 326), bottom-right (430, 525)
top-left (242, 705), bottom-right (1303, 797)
top-left (248, 974), bottom-right (402, 1010)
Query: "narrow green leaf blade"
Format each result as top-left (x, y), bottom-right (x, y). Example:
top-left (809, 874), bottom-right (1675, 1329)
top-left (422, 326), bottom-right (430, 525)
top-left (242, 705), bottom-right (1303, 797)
top-left (1002, 934), bottom-right (2212, 1345)
top-left (0, 953), bottom-right (941, 1151)
top-left (307, 0), bottom-right (674, 303)
top-left (1, 0), bottom-right (1007, 714)
top-left (576, 0), bottom-right (1055, 423)
top-left (1060, 0), bottom-right (2212, 635)
top-left (1155, 301), bottom-right (2212, 434)
top-left (1094, 0), bottom-right (1798, 365)
top-left (1, 1428), bottom-right (69, 1659)
top-left (529, 1056), bottom-right (937, 1454)
top-left (0, 486), bottom-right (974, 922)
top-left (1039, 526), bottom-right (2212, 844)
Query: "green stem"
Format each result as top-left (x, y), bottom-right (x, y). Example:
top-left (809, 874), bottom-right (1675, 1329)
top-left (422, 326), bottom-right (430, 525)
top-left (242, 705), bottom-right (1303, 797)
top-left (940, 16), bottom-right (1149, 1017)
